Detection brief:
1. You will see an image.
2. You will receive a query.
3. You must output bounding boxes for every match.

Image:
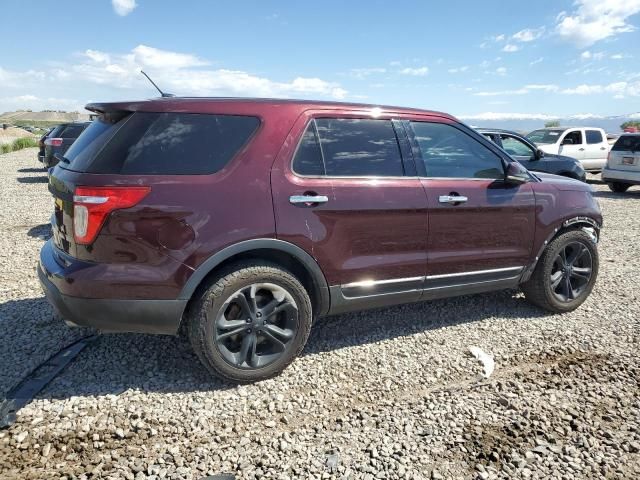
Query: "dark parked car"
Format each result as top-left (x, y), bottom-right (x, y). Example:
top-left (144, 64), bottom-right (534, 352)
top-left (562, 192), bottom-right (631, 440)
top-left (42, 122), bottom-right (90, 168)
top-left (37, 126), bottom-right (56, 164)
top-left (478, 128), bottom-right (586, 182)
top-left (40, 98), bottom-right (602, 382)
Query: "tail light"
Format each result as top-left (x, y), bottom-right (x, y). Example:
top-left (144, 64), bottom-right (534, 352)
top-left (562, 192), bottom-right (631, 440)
top-left (73, 186), bottom-right (150, 244)
top-left (45, 138), bottom-right (63, 147)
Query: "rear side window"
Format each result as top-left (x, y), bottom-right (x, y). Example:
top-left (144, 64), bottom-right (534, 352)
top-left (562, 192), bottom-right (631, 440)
top-left (411, 122), bottom-right (504, 179)
top-left (48, 125), bottom-right (64, 138)
top-left (60, 124), bottom-right (85, 138)
top-left (586, 130), bottom-right (603, 144)
top-left (612, 135), bottom-right (640, 152)
top-left (67, 112), bottom-right (260, 175)
top-left (292, 118), bottom-right (404, 177)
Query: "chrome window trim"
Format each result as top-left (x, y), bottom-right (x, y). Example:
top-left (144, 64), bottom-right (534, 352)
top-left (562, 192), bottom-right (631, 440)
top-left (425, 266), bottom-right (523, 280)
top-left (340, 267), bottom-right (524, 288)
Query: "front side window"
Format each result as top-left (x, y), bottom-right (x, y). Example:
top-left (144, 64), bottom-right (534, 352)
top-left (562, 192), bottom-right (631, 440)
top-left (586, 130), bottom-right (603, 144)
top-left (562, 130), bottom-right (583, 145)
top-left (411, 122), bottom-right (504, 179)
top-left (501, 135), bottom-right (535, 158)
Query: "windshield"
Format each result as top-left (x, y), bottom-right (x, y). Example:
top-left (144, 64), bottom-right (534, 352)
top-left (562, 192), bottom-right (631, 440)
top-left (526, 129), bottom-right (564, 144)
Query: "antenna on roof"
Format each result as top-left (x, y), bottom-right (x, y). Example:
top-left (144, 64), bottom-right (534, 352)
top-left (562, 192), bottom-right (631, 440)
top-left (140, 70), bottom-right (175, 98)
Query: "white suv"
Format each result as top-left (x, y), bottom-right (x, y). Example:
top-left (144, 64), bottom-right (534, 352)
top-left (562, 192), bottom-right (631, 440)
top-left (526, 127), bottom-right (610, 173)
top-left (602, 134), bottom-right (640, 192)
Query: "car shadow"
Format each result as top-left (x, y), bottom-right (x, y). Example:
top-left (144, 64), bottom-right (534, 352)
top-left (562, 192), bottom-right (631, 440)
top-left (18, 167), bottom-right (46, 173)
top-left (16, 176), bottom-right (48, 184)
top-left (593, 189), bottom-right (640, 200)
top-left (0, 289), bottom-right (549, 401)
top-left (26, 223), bottom-right (52, 240)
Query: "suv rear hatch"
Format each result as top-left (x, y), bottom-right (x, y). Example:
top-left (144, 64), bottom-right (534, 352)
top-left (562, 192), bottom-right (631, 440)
top-left (608, 135), bottom-right (640, 172)
top-left (48, 106), bottom-right (260, 259)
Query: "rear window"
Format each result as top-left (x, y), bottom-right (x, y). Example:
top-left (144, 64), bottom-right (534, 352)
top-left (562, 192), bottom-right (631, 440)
top-left (59, 124), bottom-right (86, 138)
top-left (612, 135), bottom-right (640, 152)
top-left (65, 112), bottom-right (260, 175)
top-left (526, 129), bottom-right (564, 144)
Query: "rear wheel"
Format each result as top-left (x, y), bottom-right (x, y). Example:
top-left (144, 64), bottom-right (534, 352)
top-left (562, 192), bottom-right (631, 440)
top-left (522, 230), bottom-right (598, 313)
top-left (608, 182), bottom-right (630, 193)
top-left (187, 262), bottom-right (312, 383)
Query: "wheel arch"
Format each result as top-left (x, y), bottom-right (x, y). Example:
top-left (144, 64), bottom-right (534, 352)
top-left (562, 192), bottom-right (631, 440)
top-left (178, 239), bottom-right (330, 318)
top-left (521, 216), bottom-right (601, 282)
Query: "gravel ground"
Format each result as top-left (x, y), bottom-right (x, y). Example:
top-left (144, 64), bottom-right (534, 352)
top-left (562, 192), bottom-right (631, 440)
top-left (0, 147), bottom-right (638, 480)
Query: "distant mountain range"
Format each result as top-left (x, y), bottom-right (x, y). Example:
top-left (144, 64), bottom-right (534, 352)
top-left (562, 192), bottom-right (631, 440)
top-left (457, 112), bottom-right (640, 134)
top-left (0, 110), bottom-right (92, 124)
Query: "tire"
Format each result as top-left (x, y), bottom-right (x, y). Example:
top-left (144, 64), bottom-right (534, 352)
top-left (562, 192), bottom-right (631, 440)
top-left (187, 262), bottom-right (312, 383)
top-left (521, 230), bottom-right (598, 313)
top-left (608, 182), bottom-right (630, 193)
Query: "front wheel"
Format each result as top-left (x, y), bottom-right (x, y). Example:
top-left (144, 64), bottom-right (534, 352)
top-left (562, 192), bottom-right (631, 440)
top-left (608, 182), bottom-right (630, 193)
top-left (522, 230), bottom-right (598, 313)
top-left (187, 262), bottom-right (312, 383)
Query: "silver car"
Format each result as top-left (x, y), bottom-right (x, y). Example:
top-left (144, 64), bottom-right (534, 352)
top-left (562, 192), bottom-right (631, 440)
top-left (602, 134), bottom-right (640, 192)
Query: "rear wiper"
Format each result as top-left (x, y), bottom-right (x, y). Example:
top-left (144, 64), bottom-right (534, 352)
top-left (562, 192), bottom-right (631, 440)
top-left (53, 152), bottom-right (70, 164)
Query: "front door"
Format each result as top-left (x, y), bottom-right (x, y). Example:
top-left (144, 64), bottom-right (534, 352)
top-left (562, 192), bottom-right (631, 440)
top-left (406, 120), bottom-right (536, 287)
top-left (558, 129), bottom-right (585, 160)
top-left (583, 129), bottom-right (608, 170)
top-left (271, 112), bottom-right (429, 311)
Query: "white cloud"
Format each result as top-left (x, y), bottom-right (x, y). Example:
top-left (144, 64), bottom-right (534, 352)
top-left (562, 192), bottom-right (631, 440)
top-left (530, 57), bottom-right (544, 66)
top-left (556, 0), bottom-right (640, 47)
top-left (459, 112), bottom-right (561, 121)
top-left (525, 84), bottom-right (560, 92)
top-left (448, 66), bottom-right (469, 74)
top-left (474, 88), bottom-right (529, 97)
top-left (502, 44), bottom-right (520, 53)
top-left (112, 0), bottom-right (137, 16)
top-left (399, 66), bottom-right (429, 76)
top-left (561, 81), bottom-right (640, 96)
top-left (512, 27), bottom-right (545, 42)
top-left (493, 34), bottom-right (506, 42)
top-left (495, 67), bottom-right (507, 76)
top-left (474, 84), bottom-right (560, 96)
top-left (349, 67), bottom-right (386, 79)
top-left (0, 44), bottom-right (350, 113)
top-left (0, 95), bottom-right (84, 112)
top-left (581, 50), bottom-right (592, 59)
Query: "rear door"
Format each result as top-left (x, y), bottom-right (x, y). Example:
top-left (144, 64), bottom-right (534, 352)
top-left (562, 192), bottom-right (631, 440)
top-left (407, 119), bottom-right (536, 283)
top-left (558, 129), bottom-right (585, 160)
top-left (271, 110), bottom-right (429, 310)
top-left (583, 129), bottom-right (608, 170)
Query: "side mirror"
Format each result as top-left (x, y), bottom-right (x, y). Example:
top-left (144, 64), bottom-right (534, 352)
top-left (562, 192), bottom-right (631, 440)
top-left (536, 149), bottom-right (545, 159)
top-left (505, 162), bottom-right (529, 185)
top-left (562, 138), bottom-right (574, 145)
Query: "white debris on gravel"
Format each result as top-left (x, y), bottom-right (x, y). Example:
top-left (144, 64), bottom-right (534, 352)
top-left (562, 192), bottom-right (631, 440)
top-left (1, 148), bottom-right (639, 479)
top-left (468, 346), bottom-right (495, 379)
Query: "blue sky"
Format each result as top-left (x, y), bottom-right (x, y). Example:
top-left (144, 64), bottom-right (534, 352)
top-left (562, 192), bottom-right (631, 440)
top-left (1, 0), bottom-right (639, 121)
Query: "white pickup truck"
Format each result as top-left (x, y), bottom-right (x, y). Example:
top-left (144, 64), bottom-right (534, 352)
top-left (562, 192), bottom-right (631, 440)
top-left (526, 127), bottom-right (610, 172)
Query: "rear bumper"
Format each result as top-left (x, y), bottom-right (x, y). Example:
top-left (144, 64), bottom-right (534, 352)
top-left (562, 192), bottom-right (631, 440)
top-left (38, 241), bottom-right (186, 335)
top-left (601, 167), bottom-right (640, 185)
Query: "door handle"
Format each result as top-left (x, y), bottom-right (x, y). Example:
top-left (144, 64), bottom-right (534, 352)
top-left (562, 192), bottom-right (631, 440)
top-left (439, 195), bottom-right (468, 205)
top-left (600, 147), bottom-right (607, 150)
top-left (579, 148), bottom-right (585, 151)
top-left (289, 194), bottom-right (329, 205)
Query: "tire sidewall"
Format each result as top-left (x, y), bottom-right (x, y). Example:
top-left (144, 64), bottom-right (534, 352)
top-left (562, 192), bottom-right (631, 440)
top-left (197, 265), bottom-right (312, 382)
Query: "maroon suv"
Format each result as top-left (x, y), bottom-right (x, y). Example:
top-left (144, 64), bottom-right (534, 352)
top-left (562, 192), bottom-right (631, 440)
top-left (39, 98), bottom-right (602, 382)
